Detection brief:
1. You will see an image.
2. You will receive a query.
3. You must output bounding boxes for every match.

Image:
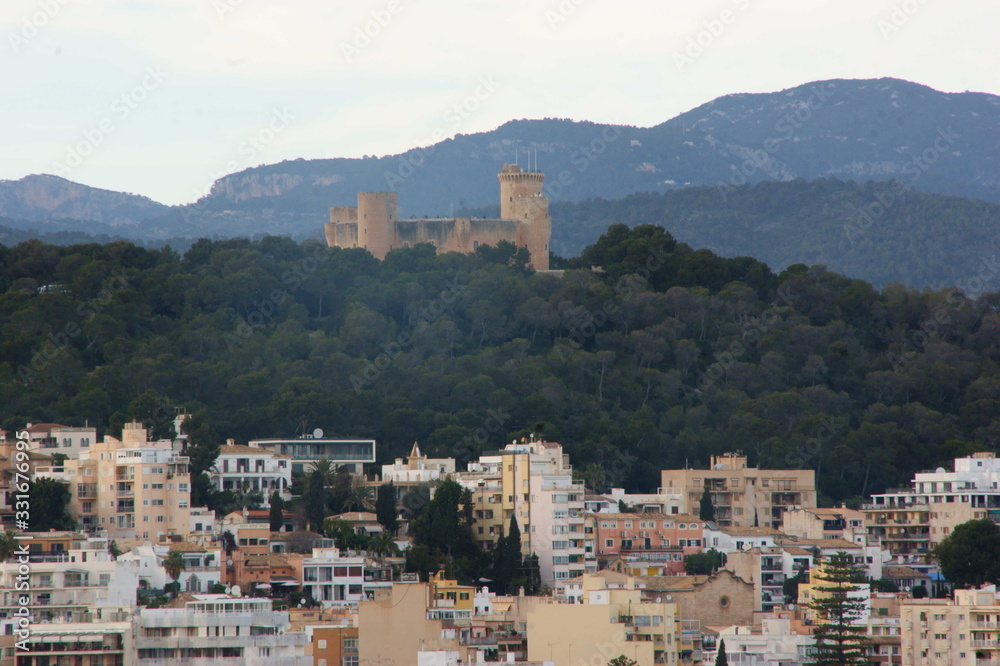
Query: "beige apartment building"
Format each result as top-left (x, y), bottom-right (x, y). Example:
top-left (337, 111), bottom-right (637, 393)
top-left (660, 453), bottom-right (817, 529)
top-left (45, 422), bottom-right (194, 543)
top-left (900, 585), bottom-right (1000, 666)
top-left (528, 573), bottom-right (686, 666)
top-left (457, 438), bottom-right (595, 587)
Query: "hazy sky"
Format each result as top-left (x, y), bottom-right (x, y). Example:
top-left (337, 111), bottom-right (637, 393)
top-left (2, 0), bottom-right (998, 205)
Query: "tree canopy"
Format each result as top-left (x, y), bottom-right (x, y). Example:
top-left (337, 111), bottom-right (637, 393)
top-left (933, 519), bottom-right (1000, 588)
top-left (2, 229), bottom-right (1000, 508)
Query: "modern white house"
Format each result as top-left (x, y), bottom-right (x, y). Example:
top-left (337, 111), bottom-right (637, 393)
top-left (210, 444), bottom-right (293, 501)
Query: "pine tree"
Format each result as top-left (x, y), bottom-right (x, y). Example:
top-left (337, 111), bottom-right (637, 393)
top-left (376, 481), bottom-right (399, 535)
top-left (715, 638), bottom-right (729, 666)
top-left (269, 491), bottom-right (285, 532)
top-left (699, 489), bottom-right (715, 521)
top-left (807, 552), bottom-right (869, 666)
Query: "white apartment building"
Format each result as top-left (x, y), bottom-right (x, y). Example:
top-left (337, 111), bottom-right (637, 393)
top-left (457, 438), bottom-right (597, 588)
top-left (300, 546), bottom-right (368, 607)
top-left (863, 452), bottom-right (1000, 564)
top-left (0, 532), bottom-right (138, 624)
top-left (211, 444), bottom-right (293, 501)
top-left (379, 441), bottom-right (455, 499)
top-left (136, 594), bottom-right (310, 665)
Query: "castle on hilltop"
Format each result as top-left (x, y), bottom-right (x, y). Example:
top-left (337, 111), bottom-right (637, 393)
top-left (324, 164), bottom-right (551, 270)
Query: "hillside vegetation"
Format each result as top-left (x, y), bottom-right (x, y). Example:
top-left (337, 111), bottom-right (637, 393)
top-left (2, 229), bottom-right (999, 505)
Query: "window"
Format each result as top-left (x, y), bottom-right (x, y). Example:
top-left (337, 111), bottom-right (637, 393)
top-left (156, 516), bottom-right (165, 523)
top-left (343, 638), bottom-right (358, 652)
top-left (605, 539), bottom-right (614, 548)
top-left (552, 541), bottom-right (568, 550)
top-left (343, 657), bottom-right (359, 666)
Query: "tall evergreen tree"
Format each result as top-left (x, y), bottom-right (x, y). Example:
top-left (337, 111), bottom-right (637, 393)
top-left (807, 552), bottom-right (869, 666)
top-left (699, 489), bottom-right (715, 521)
top-left (376, 481), bottom-right (400, 535)
top-left (269, 491), bottom-right (285, 532)
top-left (715, 638), bottom-right (728, 666)
top-left (303, 469), bottom-right (330, 531)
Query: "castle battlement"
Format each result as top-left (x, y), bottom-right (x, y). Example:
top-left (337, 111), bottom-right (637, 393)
top-left (324, 165), bottom-right (551, 270)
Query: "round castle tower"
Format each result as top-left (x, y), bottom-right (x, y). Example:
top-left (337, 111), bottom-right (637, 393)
top-left (356, 191), bottom-right (398, 260)
top-left (498, 164), bottom-right (550, 270)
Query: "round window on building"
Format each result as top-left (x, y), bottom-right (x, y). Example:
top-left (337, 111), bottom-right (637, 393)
top-left (719, 595), bottom-right (730, 607)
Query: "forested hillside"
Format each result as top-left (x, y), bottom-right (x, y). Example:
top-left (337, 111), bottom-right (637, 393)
top-left (2, 229), bottom-right (998, 505)
top-left (516, 178), bottom-right (1000, 289)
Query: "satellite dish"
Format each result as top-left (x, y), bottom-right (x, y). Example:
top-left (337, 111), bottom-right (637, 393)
top-left (225, 586), bottom-right (232, 594)
top-left (313, 428), bottom-right (324, 439)
top-left (231, 585), bottom-right (242, 597)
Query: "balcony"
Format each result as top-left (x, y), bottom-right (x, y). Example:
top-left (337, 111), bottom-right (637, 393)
top-left (973, 622), bottom-right (1000, 631)
top-left (971, 640), bottom-right (1000, 648)
top-left (462, 636), bottom-right (499, 647)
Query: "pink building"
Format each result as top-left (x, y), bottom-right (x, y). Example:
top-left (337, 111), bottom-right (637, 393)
top-left (594, 513), bottom-right (705, 574)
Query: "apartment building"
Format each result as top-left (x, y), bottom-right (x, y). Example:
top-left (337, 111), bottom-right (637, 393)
top-left (0, 532), bottom-right (137, 623)
top-left (458, 438), bottom-right (596, 587)
top-left (300, 546), bottom-right (368, 606)
top-left (527, 573), bottom-right (686, 666)
top-left (593, 513), bottom-right (705, 574)
top-left (708, 608), bottom-right (817, 666)
top-left (661, 453), bottom-right (817, 529)
top-left (37, 422), bottom-right (195, 542)
top-left (211, 443), bottom-right (293, 501)
top-left (863, 452), bottom-right (1000, 564)
top-left (781, 506), bottom-right (866, 543)
top-left (899, 585), bottom-right (1000, 666)
top-left (135, 594), bottom-right (310, 665)
top-left (15, 621), bottom-right (133, 666)
top-left (726, 546), bottom-right (815, 613)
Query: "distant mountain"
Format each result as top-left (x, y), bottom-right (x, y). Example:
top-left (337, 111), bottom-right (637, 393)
top-left (2, 77), bottom-right (997, 248)
top-left (0, 175), bottom-right (169, 231)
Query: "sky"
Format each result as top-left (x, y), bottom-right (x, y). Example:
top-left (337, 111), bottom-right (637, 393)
top-left (1, 0), bottom-right (998, 205)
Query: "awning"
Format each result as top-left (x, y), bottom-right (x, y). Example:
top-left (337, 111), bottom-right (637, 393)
top-left (255, 583), bottom-right (272, 589)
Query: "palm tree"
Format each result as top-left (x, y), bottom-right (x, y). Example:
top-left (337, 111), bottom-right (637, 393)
top-left (0, 531), bottom-right (16, 562)
top-left (345, 478), bottom-right (375, 512)
top-left (162, 550), bottom-right (187, 598)
top-left (308, 458), bottom-right (339, 487)
top-left (368, 530), bottom-right (399, 556)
